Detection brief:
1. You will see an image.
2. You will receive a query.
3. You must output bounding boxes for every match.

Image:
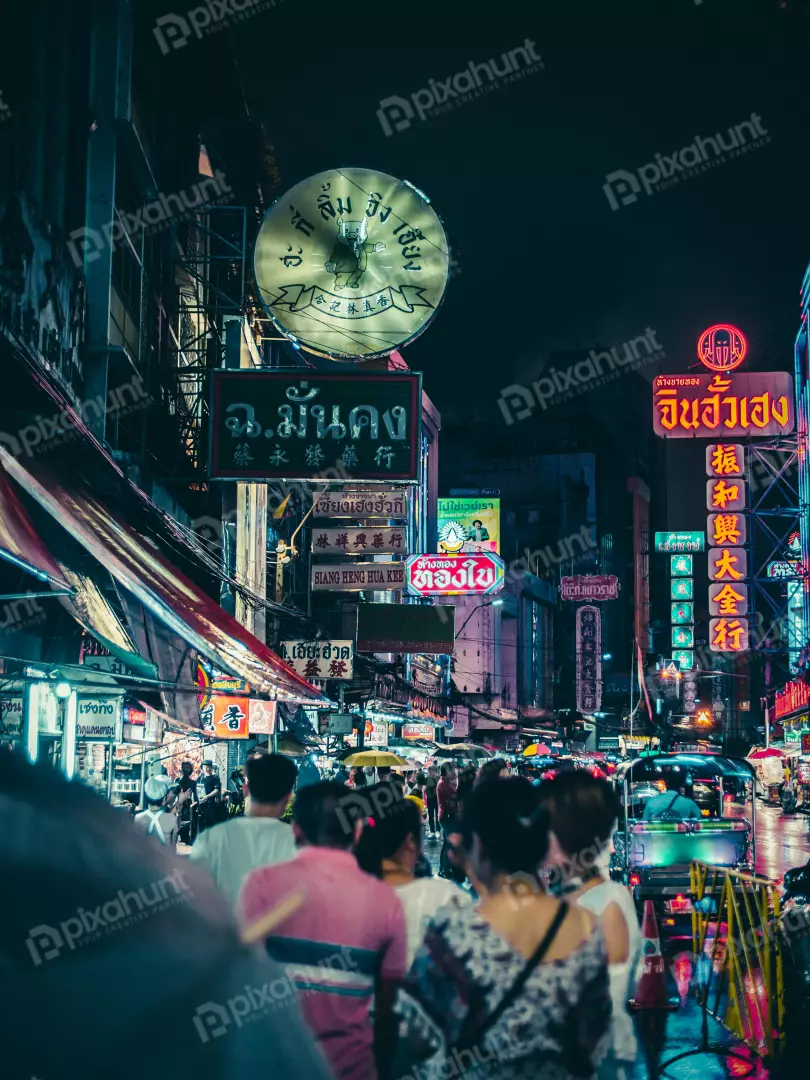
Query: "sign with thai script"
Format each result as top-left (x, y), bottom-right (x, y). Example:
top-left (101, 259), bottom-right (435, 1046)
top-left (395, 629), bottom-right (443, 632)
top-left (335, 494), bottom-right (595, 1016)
top-left (76, 695), bottom-right (123, 741)
top-left (767, 560), bottom-right (801, 579)
top-left (576, 604), bottom-right (602, 714)
top-left (775, 678), bottom-right (810, 721)
top-left (311, 526), bottom-right (407, 555)
top-left (0, 694), bottom-right (23, 736)
top-left (405, 553), bottom-right (505, 597)
top-left (437, 498), bottom-right (500, 555)
top-left (655, 531), bottom-right (705, 553)
top-left (210, 371), bottom-right (421, 481)
top-left (197, 661), bottom-right (250, 739)
top-left (280, 640), bottom-right (354, 680)
top-left (253, 167), bottom-right (449, 360)
top-left (312, 488), bottom-right (410, 519)
top-left (653, 372), bottom-right (794, 438)
top-left (559, 575), bottom-right (619, 601)
top-left (402, 722), bottom-right (436, 740)
top-left (311, 562), bottom-right (405, 591)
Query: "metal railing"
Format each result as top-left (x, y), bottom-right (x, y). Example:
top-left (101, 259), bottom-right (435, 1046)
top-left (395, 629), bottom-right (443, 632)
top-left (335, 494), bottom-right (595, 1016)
top-left (690, 859), bottom-right (785, 1061)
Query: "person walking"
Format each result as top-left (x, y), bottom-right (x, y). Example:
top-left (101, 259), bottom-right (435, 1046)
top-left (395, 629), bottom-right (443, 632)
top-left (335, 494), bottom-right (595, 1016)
top-left (422, 766), bottom-right (439, 838)
top-left (401, 778), bottom-right (611, 1079)
top-left (356, 788), bottom-right (470, 964)
top-left (296, 754), bottom-right (321, 791)
top-left (333, 761), bottom-right (350, 785)
top-left (189, 754), bottom-right (296, 907)
top-left (133, 776), bottom-right (177, 847)
top-left (437, 763), bottom-right (458, 878)
top-left (240, 781), bottom-right (408, 1080)
top-left (540, 770), bottom-right (642, 1075)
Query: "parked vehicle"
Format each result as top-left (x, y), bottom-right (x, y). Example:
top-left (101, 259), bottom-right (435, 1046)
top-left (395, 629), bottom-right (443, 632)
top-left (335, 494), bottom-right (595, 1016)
top-left (610, 753), bottom-right (756, 942)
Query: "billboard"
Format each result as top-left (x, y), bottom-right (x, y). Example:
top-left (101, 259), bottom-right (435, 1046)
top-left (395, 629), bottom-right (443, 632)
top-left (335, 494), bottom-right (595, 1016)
top-left (280, 640), bottom-right (354, 680)
top-left (437, 498), bottom-right (500, 554)
top-left (313, 489), bottom-right (409, 519)
top-left (405, 553), bottom-right (505, 597)
top-left (311, 526), bottom-right (407, 555)
top-left (652, 372), bottom-right (794, 438)
top-left (575, 604), bottom-right (602, 714)
top-left (210, 371), bottom-right (421, 481)
top-left (356, 603), bottom-right (455, 653)
top-left (311, 562), bottom-right (405, 591)
top-left (559, 575), bottom-right (619, 601)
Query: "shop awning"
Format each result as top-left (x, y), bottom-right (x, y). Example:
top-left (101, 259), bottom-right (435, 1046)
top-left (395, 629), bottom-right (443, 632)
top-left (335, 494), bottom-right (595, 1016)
top-left (0, 450), bottom-right (324, 703)
top-left (0, 465), bottom-right (71, 589)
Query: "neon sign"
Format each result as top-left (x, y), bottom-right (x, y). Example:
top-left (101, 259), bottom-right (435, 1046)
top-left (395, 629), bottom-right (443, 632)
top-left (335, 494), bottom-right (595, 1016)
top-left (653, 373), bottom-right (794, 438)
top-left (709, 617), bottom-right (749, 652)
top-left (697, 324), bottom-right (747, 373)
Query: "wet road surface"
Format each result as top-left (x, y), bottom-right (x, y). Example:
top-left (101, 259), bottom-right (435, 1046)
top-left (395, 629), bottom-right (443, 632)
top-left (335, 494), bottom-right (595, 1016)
top-left (754, 801), bottom-right (810, 880)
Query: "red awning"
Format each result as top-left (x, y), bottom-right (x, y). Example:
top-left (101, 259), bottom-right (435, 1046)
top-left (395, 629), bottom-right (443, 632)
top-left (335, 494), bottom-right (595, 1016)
top-left (0, 451), bottom-right (323, 702)
top-left (0, 465), bottom-right (71, 589)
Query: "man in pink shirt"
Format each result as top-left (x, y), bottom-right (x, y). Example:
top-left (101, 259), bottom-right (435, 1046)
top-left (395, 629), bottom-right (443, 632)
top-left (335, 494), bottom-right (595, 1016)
top-left (240, 781), bottom-right (407, 1080)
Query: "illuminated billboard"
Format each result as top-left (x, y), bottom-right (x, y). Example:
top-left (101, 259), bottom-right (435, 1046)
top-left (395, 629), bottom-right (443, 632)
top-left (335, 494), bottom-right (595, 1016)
top-left (437, 498), bottom-right (500, 554)
top-left (652, 372), bottom-right (794, 438)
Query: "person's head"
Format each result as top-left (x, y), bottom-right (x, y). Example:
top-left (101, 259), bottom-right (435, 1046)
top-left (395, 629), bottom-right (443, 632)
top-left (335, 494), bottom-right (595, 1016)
top-left (428, 765), bottom-right (438, 778)
top-left (143, 776), bottom-right (170, 808)
top-left (472, 520), bottom-right (483, 528)
top-left (390, 772), bottom-right (406, 792)
top-left (354, 770), bottom-right (367, 788)
top-left (458, 766), bottom-right (476, 800)
top-left (292, 780), bottom-right (363, 850)
top-left (477, 758), bottom-right (508, 785)
top-left (377, 766), bottom-right (392, 780)
top-left (180, 761), bottom-right (193, 776)
top-left (202, 761), bottom-right (214, 776)
top-left (245, 753), bottom-right (297, 815)
top-left (539, 770), bottom-right (621, 877)
top-left (415, 770), bottom-right (427, 786)
top-left (461, 778), bottom-right (549, 890)
top-left (364, 766), bottom-right (375, 779)
top-left (355, 789), bottom-right (422, 879)
top-left (441, 762), bottom-right (456, 780)
top-left (663, 771), bottom-right (684, 793)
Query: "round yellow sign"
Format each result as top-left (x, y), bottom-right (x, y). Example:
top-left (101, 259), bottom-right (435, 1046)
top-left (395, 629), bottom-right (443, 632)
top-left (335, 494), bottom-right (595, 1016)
top-left (254, 168), bottom-right (450, 361)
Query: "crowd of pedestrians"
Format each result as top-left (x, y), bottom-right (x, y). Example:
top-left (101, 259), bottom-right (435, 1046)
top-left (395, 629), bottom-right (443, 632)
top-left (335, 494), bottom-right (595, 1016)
top-left (4, 747), bottom-right (640, 1080)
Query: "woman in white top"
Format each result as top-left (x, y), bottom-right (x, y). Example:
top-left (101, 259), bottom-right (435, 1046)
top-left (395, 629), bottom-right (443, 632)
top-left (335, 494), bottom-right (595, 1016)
top-left (355, 788), bottom-right (469, 962)
top-left (540, 770), bottom-right (642, 1073)
top-left (133, 776), bottom-right (177, 847)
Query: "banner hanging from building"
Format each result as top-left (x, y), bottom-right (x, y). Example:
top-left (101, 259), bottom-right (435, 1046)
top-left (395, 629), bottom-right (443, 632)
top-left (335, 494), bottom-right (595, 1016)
top-left (210, 371), bottom-right (421, 481)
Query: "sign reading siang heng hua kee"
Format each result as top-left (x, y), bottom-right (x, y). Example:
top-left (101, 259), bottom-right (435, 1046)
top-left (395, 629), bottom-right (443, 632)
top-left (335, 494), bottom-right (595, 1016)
top-left (210, 371), bottom-right (421, 481)
top-left (311, 562), bottom-right (405, 591)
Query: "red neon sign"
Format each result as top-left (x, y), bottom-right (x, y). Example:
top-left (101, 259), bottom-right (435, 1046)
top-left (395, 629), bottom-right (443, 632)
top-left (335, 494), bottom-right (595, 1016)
top-left (775, 678), bottom-right (810, 720)
top-left (697, 324), bottom-right (747, 373)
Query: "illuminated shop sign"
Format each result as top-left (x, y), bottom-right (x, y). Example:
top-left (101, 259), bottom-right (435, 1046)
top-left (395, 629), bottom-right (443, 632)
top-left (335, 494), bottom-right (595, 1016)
top-left (652, 373), bottom-right (794, 438)
top-left (697, 324), bottom-right (748, 373)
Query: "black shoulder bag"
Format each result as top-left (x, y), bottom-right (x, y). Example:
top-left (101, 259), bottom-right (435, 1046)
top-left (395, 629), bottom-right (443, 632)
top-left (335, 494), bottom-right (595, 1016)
top-left (454, 900), bottom-right (570, 1054)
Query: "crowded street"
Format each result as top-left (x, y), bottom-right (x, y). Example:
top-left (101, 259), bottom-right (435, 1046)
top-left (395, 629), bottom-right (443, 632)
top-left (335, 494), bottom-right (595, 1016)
top-left (5, 1), bottom-right (810, 1079)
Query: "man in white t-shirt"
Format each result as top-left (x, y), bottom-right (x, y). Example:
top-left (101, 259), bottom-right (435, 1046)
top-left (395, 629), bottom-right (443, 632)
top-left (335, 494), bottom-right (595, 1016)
top-left (190, 753), bottom-right (297, 906)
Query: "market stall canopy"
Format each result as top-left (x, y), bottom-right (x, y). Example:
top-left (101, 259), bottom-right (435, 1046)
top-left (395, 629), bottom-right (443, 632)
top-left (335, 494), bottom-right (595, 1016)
top-left (0, 451), bottom-right (324, 703)
top-left (747, 748), bottom-right (786, 760)
top-left (0, 465), bottom-right (71, 588)
top-left (433, 743), bottom-right (491, 759)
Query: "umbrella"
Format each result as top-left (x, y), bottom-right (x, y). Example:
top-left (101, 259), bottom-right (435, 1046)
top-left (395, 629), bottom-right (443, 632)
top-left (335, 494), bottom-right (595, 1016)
top-left (523, 742), bottom-right (552, 757)
top-left (433, 743), bottom-right (492, 759)
top-left (342, 750), bottom-right (410, 767)
top-left (747, 748), bottom-right (786, 760)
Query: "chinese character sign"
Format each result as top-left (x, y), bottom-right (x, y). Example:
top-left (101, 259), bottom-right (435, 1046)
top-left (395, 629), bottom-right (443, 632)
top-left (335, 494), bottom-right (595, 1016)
top-left (706, 443), bottom-right (744, 477)
top-left (709, 617), bottom-right (749, 653)
top-left (708, 547), bottom-right (747, 582)
top-left (280, 640), bottom-right (354, 680)
top-left (576, 604), bottom-right (602, 714)
top-left (706, 478), bottom-right (745, 512)
top-left (670, 555), bottom-right (693, 576)
top-left (707, 512), bottom-right (746, 546)
top-left (709, 582), bottom-right (748, 617)
top-left (253, 167), bottom-right (450, 361)
top-left (197, 661), bottom-right (250, 738)
top-left (652, 373), bottom-right (794, 438)
top-left (671, 578), bottom-right (694, 600)
top-left (210, 371), bottom-right (421, 481)
top-left (311, 527), bottom-right (408, 555)
top-left (671, 601), bottom-right (694, 624)
top-left (672, 626), bottom-right (695, 648)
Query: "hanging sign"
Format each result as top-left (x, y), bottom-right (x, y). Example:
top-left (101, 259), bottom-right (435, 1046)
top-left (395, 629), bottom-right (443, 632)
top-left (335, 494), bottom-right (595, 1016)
top-left (706, 443), bottom-right (744, 477)
top-left (437, 498), bottom-right (500, 555)
top-left (652, 373), bottom-right (794, 438)
top-left (248, 700), bottom-right (277, 735)
top-left (709, 617), bottom-right (749, 653)
top-left (0, 693), bottom-right (23, 736)
top-left (559, 575), bottom-right (619, 601)
top-left (405, 553), bottom-right (505, 597)
top-left (655, 532), bottom-right (704, 553)
top-left (313, 488), bottom-right (410, 519)
top-left (697, 325), bottom-right (748, 373)
top-left (196, 661), bottom-right (250, 739)
top-left (210, 371), bottom-right (421, 482)
top-left (311, 526), bottom-right (408, 555)
top-left (576, 605), bottom-right (602, 714)
top-left (402, 722), bottom-right (435, 740)
top-left (253, 167), bottom-right (450, 360)
top-left (76, 695), bottom-right (123, 741)
top-left (311, 562), bottom-right (405, 591)
top-left (280, 640), bottom-right (354, 680)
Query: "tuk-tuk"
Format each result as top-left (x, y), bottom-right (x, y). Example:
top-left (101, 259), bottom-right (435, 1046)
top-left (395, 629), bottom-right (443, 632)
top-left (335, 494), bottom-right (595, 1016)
top-left (610, 753), bottom-right (755, 939)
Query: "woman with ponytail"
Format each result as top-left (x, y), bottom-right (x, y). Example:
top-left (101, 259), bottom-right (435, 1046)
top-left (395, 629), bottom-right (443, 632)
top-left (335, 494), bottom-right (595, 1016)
top-left (355, 785), bottom-right (470, 965)
top-left (400, 777), bottom-right (611, 1079)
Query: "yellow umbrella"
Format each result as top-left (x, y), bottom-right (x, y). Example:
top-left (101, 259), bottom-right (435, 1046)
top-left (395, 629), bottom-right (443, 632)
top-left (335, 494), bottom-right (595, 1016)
top-left (342, 750), bottom-right (410, 767)
top-left (523, 743), bottom-right (552, 757)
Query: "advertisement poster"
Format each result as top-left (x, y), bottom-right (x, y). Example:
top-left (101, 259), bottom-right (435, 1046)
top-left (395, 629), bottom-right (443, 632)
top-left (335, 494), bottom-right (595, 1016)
top-left (437, 498), bottom-right (500, 554)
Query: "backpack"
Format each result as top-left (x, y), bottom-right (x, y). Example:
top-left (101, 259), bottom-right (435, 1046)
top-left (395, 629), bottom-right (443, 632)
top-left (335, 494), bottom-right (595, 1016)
top-left (652, 792), bottom-right (682, 821)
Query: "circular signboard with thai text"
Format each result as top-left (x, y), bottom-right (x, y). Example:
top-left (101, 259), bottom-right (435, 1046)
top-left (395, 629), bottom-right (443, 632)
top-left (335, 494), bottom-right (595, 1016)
top-left (254, 168), bottom-right (450, 361)
top-left (697, 324), bottom-right (747, 373)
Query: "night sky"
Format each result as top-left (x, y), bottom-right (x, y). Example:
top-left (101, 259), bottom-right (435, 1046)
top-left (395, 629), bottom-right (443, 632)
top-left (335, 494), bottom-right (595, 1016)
top-left (145, 0), bottom-right (810, 519)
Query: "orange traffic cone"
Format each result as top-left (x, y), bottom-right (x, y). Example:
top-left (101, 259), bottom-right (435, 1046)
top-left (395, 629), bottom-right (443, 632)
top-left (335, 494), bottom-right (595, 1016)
top-left (630, 901), bottom-right (679, 1011)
